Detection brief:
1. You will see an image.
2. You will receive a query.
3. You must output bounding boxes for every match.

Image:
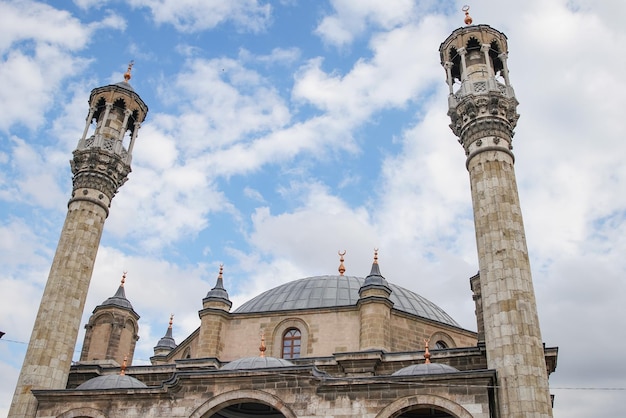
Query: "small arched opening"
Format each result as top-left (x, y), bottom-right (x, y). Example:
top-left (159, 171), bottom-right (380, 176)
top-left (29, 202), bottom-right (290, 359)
top-left (396, 408), bottom-right (456, 417)
top-left (191, 390), bottom-right (297, 418)
top-left (208, 402), bottom-right (286, 418)
top-left (281, 328), bottom-right (301, 359)
top-left (376, 394), bottom-right (473, 418)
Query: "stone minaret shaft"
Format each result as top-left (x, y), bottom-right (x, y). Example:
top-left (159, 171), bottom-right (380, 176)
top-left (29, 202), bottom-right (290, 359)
top-left (9, 73), bottom-right (147, 418)
top-left (440, 26), bottom-right (553, 417)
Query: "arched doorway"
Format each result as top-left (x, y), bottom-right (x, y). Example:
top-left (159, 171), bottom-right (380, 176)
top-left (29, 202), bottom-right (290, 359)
top-left (190, 389), bottom-right (297, 418)
top-left (376, 394), bottom-right (472, 418)
top-left (209, 402), bottom-right (285, 417)
top-left (397, 408), bottom-right (455, 417)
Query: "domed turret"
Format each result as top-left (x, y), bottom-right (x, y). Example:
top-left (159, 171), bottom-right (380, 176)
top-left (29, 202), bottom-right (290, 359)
top-left (151, 314), bottom-right (178, 365)
top-left (79, 273), bottom-right (140, 366)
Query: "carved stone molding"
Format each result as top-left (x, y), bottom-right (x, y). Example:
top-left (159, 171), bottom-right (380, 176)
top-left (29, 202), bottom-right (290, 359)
top-left (70, 148), bottom-right (131, 204)
top-left (447, 92), bottom-right (519, 151)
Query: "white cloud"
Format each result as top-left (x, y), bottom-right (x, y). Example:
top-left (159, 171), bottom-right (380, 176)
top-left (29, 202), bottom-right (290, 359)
top-left (157, 57), bottom-right (291, 154)
top-left (0, 137), bottom-right (68, 208)
top-left (128, 0), bottom-right (271, 33)
top-left (0, 1), bottom-right (124, 131)
top-left (295, 16), bottom-right (448, 120)
top-left (315, 0), bottom-right (417, 47)
top-left (238, 47), bottom-right (301, 66)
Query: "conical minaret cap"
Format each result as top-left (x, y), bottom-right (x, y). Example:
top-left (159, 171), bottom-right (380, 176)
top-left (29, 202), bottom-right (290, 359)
top-left (101, 273), bottom-right (135, 312)
top-left (204, 264), bottom-right (231, 302)
top-left (359, 249), bottom-right (391, 297)
top-left (154, 314), bottom-right (177, 351)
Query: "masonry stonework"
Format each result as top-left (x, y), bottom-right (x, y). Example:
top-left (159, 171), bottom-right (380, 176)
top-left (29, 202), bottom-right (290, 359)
top-left (9, 73), bottom-right (147, 418)
top-left (440, 24), bottom-right (553, 417)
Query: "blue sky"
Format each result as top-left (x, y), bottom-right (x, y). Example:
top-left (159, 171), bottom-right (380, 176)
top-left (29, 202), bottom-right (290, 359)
top-left (2, 0), bottom-right (626, 416)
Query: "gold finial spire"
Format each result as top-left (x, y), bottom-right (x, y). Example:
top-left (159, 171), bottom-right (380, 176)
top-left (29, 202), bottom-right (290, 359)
top-left (121, 271), bottom-right (127, 287)
top-left (259, 332), bottom-right (266, 358)
top-left (462, 5), bottom-right (472, 25)
top-left (218, 264), bottom-right (223, 280)
top-left (120, 354), bottom-right (128, 375)
top-left (373, 248), bottom-right (379, 265)
top-left (423, 338), bottom-right (431, 364)
top-left (123, 60), bottom-right (134, 83)
top-left (168, 314), bottom-right (174, 329)
top-left (338, 250), bottom-right (346, 276)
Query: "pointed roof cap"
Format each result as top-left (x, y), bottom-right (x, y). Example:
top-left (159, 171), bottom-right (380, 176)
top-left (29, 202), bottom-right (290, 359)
top-left (114, 61), bottom-right (136, 92)
top-left (154, 314), bottom-right (177, 350)
top-left (204, 264), bottom-right (231, 302)
top-left (359, 249), bottom-right (391, 296)
top-left (101, 273), bottom-right (135, 311)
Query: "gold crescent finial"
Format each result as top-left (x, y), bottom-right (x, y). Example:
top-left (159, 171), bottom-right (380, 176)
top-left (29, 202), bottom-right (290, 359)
top-left (120, 354), bottom-right (128, 375)
top-left (124, 60), bottom-right (134, 83)
top-left (424, 338), bottom-right (431, 364)
top-left (462, 5), bottom-right (472, 25)
top-left (121, 271), bottom-right (127, 287)
top-left (338, 250), bottom-right (346, 276)
top-left (218, 264), bottom-right (224, 279)
top-left (259, 331), bottom-right (266, 357)
top-left (168, 314), bottom-right (174, 329)
top-left (373, 248), bottom-right (379, 264)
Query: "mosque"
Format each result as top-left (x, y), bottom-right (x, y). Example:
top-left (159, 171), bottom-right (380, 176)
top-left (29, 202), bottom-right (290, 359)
top-left (9, 12), bottom-right (558, 418)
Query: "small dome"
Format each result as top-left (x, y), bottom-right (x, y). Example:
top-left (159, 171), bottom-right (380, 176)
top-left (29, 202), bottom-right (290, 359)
top-left (392, 363), bottom-right (459, 376)
top-left (221, 356), bottom-right (294, 371)
top-left (234, 276), bottom-right (459, 327)
top-left (114, 81), bottom-right (135, 92)
top-left (76, 374), bottom-right (147, 390)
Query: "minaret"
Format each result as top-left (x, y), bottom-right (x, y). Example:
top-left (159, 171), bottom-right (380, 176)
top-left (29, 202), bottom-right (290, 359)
top-left (440, 9), bottom-right (553, 417)
top-left (79, 273), bottom-right (140, 366)
top-left (10, 64), bottom-right (148, 418)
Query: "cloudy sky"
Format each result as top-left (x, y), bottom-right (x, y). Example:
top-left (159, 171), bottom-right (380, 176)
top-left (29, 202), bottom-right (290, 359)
top-left (1, 0), bottom-right (625, 416)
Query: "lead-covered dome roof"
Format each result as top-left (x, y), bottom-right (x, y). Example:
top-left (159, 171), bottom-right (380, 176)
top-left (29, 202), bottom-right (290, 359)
top-left (234, 275), bottom-right (459, 327)
top-left (392, 363), bottom-right (459, 376)
top-left (76, 374), bottom-right (147, 390)
top-left (221, 356), bottom-right (295, 370)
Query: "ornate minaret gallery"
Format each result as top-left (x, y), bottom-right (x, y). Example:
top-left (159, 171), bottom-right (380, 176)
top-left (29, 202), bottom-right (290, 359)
top-left (440, 13), bottom-right (553, 418)
top-left (9, 65), bottom-right (148, 418)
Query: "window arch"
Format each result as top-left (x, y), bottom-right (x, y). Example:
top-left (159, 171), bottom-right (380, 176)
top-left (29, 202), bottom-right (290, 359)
top-left (271, 318), bottom-right (309, 358)
top-left (429, 332), bottom-right (456, 350)
top-left (435, 340), bottom-right (448, 349)
top-left (282, 328), bottom-right (301, 359)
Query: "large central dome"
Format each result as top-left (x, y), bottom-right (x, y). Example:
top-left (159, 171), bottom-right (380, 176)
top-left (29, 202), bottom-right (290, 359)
top-left (234, 275), bottom-right (459, 327)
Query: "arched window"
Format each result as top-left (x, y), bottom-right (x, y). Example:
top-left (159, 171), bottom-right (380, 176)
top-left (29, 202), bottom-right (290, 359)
top-left (282, 328), bottom-right (301, 359)
top-left (435, 340), bottom-right (448, 350)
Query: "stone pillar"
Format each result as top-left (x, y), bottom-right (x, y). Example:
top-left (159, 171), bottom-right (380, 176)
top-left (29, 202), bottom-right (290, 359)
top-left (9, 72), bottom-right (147, 418)
top-left (469, 272), bottom-right (484, 345)
top-left (440, 25), bottom-right (553, 417)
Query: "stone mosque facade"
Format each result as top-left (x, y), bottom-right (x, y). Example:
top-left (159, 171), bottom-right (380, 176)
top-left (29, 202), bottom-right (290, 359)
top-left (10, 18), bottom-right (559, 418)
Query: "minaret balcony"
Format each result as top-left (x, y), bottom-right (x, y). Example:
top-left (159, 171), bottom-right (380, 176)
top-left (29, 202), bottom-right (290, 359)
top-left (78, 134), bottom-right (130, 163)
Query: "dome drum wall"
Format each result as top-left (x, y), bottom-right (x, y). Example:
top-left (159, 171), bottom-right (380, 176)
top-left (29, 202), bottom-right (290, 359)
top-left (234, 276), bottom-right (460, 327)
top-left (200, 279), bottom-right (477, 362)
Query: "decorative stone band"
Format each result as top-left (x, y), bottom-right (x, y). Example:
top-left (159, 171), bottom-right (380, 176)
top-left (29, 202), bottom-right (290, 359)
top-left (448, 94), bottom-right (519, 139)
top-left (465, 144), bottom-right (515, 169)
top-left (69, 148), bottom-right (131, 214)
